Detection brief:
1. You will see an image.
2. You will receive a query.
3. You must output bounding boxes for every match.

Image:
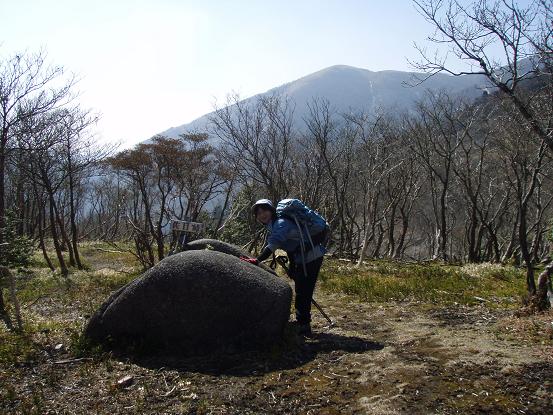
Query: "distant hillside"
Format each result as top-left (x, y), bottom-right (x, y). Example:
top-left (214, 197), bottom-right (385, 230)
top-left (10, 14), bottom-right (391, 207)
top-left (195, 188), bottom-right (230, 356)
top-left (157, 65), bottom-right (490, 138)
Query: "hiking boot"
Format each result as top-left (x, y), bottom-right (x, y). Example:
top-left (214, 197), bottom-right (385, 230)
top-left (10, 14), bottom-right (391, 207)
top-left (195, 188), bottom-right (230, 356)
top-left (297, 323), bottom-right (312, 337)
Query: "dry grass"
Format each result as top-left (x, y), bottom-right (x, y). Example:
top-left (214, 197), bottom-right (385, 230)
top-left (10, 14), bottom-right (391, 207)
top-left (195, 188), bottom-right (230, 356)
top-left (319, 260), bottom-right (527, 307)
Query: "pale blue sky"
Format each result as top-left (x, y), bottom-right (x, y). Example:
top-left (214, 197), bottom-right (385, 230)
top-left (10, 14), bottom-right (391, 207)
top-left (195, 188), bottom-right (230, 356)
top-left (0, 0), bottom-right (528, 147)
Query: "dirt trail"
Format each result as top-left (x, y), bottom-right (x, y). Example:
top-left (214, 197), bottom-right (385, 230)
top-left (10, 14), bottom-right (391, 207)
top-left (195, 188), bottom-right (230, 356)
top-left (305, 292), bottom-right (553, 414)
top-left (3, 286), bottom-right (553, 414)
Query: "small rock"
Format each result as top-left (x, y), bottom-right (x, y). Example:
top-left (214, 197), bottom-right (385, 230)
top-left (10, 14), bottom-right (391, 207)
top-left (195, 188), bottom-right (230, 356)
top-left (54, 343), bottom-right (64, 351)
top-left (117, 375), bottom-right (134, 389)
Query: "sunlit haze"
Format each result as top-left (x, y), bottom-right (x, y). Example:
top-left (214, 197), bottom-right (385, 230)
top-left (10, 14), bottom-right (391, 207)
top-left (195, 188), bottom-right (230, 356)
top-left (0, 0), bottom-right (527, 147)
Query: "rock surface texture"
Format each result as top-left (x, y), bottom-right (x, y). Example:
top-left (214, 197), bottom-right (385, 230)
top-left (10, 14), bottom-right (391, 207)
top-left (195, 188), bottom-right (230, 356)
top-left (85, 244), bottom-right (292, 355)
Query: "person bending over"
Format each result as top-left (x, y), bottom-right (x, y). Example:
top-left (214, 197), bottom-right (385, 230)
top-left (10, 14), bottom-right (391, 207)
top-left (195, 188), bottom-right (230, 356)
top-left (242, 199), bottom-right (325, 336)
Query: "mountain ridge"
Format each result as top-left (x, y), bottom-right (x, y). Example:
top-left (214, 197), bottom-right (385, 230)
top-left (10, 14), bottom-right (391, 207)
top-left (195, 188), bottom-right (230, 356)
top-left (156, 64), bottom-right (490, 139)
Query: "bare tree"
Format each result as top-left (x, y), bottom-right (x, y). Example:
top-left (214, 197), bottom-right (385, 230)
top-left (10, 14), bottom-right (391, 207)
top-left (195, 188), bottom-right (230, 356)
top-left (355, 116), bottom-right (397, 265)
top-left (403, 93), bottom-right (466, 260)
top-left (210, 93), bottom-right (295, 202)
top-left (0, 50), bottom-right (75, 238)
top-left (304, 99), bottom-right (358, 256)
top-left (412, 0), bottom-right (553, 151)
top-left (18, 110), bottom-right (74, 276)
top-left (59, 107), bottom-right (106, 268)
top-left (491, 99), bottom-right (550, 297)
top-left (108, 145), bottom-right (156, 267)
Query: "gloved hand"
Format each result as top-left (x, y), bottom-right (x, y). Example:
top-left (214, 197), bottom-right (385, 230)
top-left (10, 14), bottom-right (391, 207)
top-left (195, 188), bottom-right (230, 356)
top-left (239, 256), bottom-right (259, 265)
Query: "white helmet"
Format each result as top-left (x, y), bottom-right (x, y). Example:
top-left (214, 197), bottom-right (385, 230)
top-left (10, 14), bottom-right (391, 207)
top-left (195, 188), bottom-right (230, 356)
top-left (252, 199), bottom-right (275, 214)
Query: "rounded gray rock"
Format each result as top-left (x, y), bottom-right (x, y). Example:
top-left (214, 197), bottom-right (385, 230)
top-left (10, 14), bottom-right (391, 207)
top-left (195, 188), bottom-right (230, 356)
top-left (84, 249), bottom-right (292, 355)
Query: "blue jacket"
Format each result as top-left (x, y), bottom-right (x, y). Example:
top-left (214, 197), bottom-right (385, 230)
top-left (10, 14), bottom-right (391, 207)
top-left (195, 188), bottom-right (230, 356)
top-left (265, 217), bottom-right (325, 264)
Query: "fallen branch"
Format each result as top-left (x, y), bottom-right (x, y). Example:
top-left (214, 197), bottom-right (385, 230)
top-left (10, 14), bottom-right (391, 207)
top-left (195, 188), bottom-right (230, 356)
top-left (53, 357), bottom-right (93, 365)
top-left (101, 267), bottom-right (136, 275)
top-left (24, 295), bottom-right (46, 309)
top-left (94, 247), bottom-right (126, 254)
top-left (161, 385), bottom-right (177, 398)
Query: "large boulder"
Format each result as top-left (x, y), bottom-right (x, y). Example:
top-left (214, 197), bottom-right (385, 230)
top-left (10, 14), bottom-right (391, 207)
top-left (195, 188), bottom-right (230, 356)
top-left (84, 248), bottom-right (292, 355)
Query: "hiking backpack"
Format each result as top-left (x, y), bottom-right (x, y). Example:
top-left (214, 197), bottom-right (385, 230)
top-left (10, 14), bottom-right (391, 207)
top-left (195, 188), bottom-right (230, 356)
top-left (275, 199), bottom-right (330, 250)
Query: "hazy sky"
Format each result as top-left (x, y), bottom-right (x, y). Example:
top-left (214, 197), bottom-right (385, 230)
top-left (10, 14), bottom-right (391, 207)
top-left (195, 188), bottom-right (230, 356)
top-left (0, 0), bottom-right (529, 147)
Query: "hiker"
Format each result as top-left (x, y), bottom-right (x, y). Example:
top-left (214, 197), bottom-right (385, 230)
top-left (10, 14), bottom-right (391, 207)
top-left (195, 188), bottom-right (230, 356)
top-left (241, 199), bottom-right (328, 336)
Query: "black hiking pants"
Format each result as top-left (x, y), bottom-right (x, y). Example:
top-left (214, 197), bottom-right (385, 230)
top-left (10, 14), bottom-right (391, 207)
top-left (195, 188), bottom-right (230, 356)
top-left (289, 256), bottom-right (324, 325)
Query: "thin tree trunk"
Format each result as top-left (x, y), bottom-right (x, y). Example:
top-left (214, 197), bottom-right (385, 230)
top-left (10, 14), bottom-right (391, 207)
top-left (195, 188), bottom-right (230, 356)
top-left (436, 181), bottom-right (449, 261)
top-left (15, 150), bottom-right (25, 236)
top-left (53, 201), bottom-right (76, 267)
top-left (372, 223), bottom-right (385, 258)
top-left (357, 227), bottom-right (374, 266)
top-left (38, 202), bottom-right (55, 271)
top-left (0, 135), bottom-right (7, 243)
top-left (49, 196), bottom-right (69, 277)
top-left (31, 181), bottom-right (56, 272)
top-left (394, 209), bottom-right (409, 259)
top-left (2, 267), bottom-right (23, 332)
top-left (519, 203), bottom-right (536, 295)
top-left (502, 212), bottom-right (519, 262)
top-left (485, 223), bottom-right (501, 263)
top-left (138, 181), bottom-right (156, 265)
top-left (387, 204), bottom-right (397, 257)
top-left (467, 206), bottom-right (478, 262)
top-left (357, 191), bottom-right (380, 266)
top-left (68, 169), bottom-right (83, 269)
top-left (213, 178), bottom-right (234, 238)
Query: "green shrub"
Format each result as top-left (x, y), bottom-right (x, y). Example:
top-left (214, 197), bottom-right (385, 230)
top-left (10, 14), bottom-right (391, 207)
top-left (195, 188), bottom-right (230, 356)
top-left (0, 210), bottom-right (34, 268)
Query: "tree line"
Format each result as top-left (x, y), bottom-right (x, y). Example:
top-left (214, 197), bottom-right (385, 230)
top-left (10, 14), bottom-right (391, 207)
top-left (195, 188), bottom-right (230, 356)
top-left (0, 0), bottom-right (551, 309)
